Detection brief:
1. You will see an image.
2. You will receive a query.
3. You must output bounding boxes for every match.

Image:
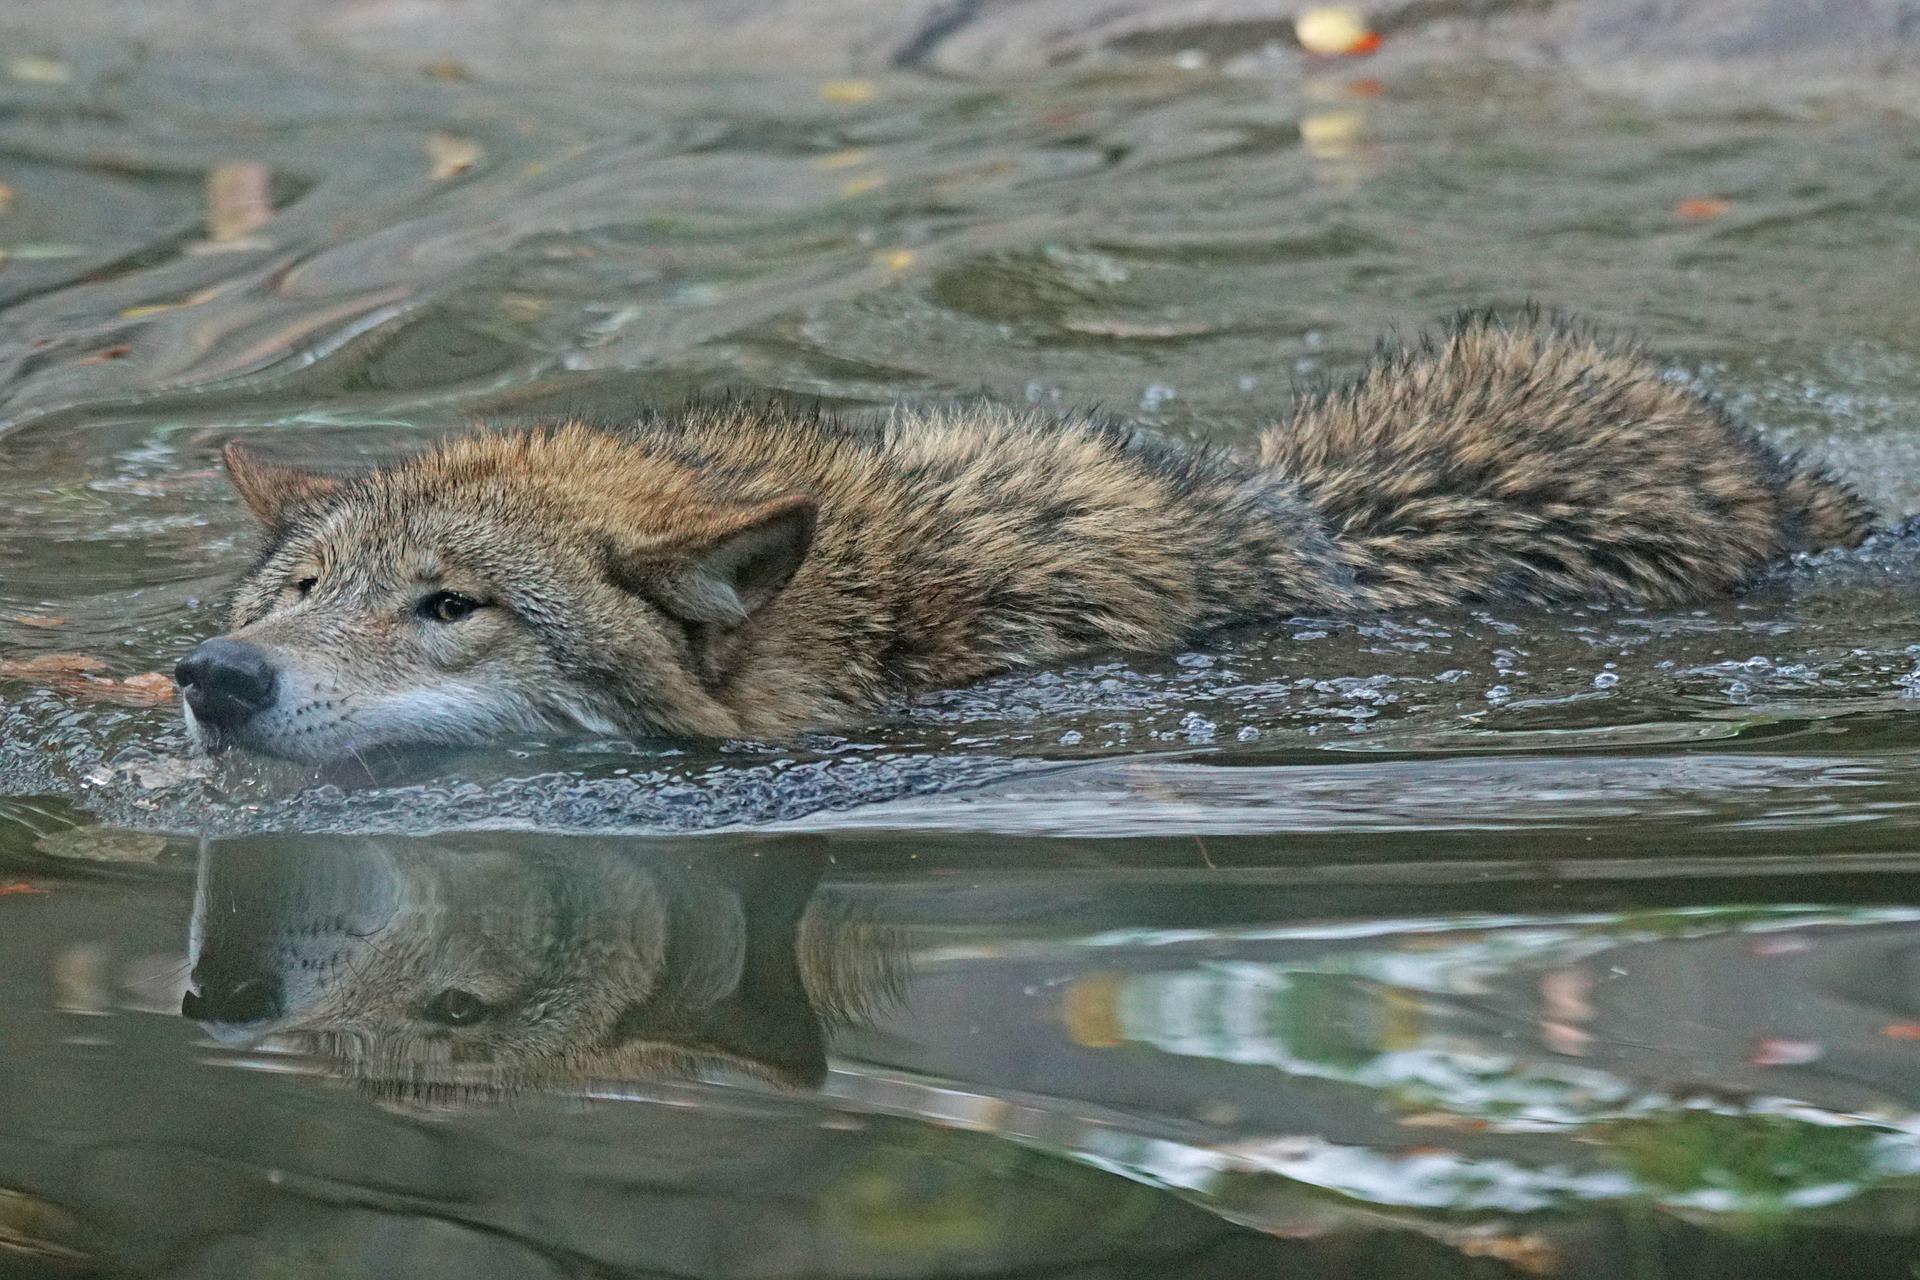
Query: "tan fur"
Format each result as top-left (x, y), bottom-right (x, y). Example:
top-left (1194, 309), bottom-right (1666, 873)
top-left (195, 313), bottom-right (1877, 759)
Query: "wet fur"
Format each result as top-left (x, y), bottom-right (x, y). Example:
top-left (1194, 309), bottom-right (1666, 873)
top-left (201, 313), bottom-right (1876, 759)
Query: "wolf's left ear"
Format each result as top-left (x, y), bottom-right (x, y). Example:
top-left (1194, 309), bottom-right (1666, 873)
top-left (222, 442), bottom-right (346, 529)
top-left (641, 495), bottom-right (818, 627)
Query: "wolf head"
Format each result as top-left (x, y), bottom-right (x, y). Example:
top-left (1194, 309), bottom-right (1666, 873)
top-left (176, 426), bottom-right (817, 761)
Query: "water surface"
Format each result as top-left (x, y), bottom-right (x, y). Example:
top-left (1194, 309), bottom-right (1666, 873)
top-left (3, 21), bottom-right (1920, 1278)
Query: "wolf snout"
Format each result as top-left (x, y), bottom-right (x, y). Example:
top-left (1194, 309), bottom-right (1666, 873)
top-left (175, 637), bottom-right (279, 730)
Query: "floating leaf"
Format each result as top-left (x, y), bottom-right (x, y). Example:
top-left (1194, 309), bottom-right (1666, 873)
top-left (427, 133), bottom-right (483, 180)
top-left (206, 162), bottom-right (273, 242)
top-left (0, 653), bottom-right (106, 677)
top-left (838, 174), bottom-right (886, 199)
top-left (820, 80), bottom-right (876, 104)
top-left (7, 613), bottom-right (64, 628)
top-left (0, 882), bottom-right (47, 897)
top-left (814, 149), bottom-right (871, 170)
top-left (8, 55), bottom-right (71, 85)
top-left (1675, 197), bottom-right (1731, 221)
top-left (0, 654), bottom-right (174, 705)
top-left (0, 182), bottom-right (13, 214)
top-left (122, 284), bottom-right (224, 319)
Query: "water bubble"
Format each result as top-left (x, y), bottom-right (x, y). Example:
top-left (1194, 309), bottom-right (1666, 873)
top-left (1435, 669), bottom-right (1468, 683)
top-left (1592, 671), bottom-right (1619, 688)
top-left (1140, 382), bottom-right (1176, 411)
top-left (1236, 725), bottom-right (1260, 742)
top-left (1058, 729), bottom-right (1083, 745)
top-left (1485, 685), bottom-right (1511, 703)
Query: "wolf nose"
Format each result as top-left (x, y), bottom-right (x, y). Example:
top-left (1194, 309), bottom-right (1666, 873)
top-left (175, 638), bottom-right (278, 729)
top-left (181, 969), bottom-right (282, 1025)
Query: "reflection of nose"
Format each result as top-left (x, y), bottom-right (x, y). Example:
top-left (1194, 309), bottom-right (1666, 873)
top-left (175, 638), bottom-right (278, 730)
top-left (181, 958), bottom-right (283, 1025)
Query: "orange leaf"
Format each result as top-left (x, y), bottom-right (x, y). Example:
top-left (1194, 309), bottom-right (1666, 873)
top-left (1675, 197), bottom-right (1731, 221)
top-left (0, 655), bottom-right (175, 705)
top-left (114, 672), bottom-right (177, 705)
top-left (0, 882), bottom-right (47, 896)
top-left (0, 654), bottom-right (107, 677)
top-left (1881, 1023), bottom-right (1920, 1041)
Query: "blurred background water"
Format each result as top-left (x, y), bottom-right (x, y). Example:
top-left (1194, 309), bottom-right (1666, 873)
top-left (4, 1), bottom-right (1920, 1275)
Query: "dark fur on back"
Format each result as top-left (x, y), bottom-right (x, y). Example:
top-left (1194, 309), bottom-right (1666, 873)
top-left (200, 312), bottom-right (1878, 755)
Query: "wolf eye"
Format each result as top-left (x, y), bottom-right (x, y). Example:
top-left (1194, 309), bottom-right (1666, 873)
top-left (420, 591), bottom-right (483, 623)
top-left (294, 576), bottom-right (318, 598)
top-left (422, 988), bottom-right (490, 1027)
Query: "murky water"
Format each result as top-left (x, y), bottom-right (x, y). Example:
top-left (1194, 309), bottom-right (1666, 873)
top-left (4, 20), bottom-right (1920, 1278)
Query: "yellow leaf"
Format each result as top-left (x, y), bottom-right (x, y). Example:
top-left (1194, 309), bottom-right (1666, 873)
top-left (814, 149), bottom-right (872, 170)
top-left (9, 55), bottom-right (71, 85)
top-left (206, 162), bottom-right (272, 242)
top-left (820, 80), bottom-right (876, 104)
top-left (427, 133), bottom-right (483, 180)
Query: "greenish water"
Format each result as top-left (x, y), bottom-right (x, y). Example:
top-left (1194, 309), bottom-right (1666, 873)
top-left (3, 28), bottom-right (1920, 1280)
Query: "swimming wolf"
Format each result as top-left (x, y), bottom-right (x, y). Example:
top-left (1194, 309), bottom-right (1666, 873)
top-left (176, 313), bottom-right (1878, 762)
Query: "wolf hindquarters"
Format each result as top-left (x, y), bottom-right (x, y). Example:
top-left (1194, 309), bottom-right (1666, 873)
top-left (1260, 313), bottom-right (1877, 612)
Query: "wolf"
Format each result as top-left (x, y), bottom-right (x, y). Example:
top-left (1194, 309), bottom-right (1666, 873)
top-left (176, 313), bottom-right (1878, 762)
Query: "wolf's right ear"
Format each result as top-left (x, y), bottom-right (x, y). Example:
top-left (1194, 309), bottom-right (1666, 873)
top-left (618, 495), bottom-right (819, 629)
top-left (222, 443), bottom-right (346, 529)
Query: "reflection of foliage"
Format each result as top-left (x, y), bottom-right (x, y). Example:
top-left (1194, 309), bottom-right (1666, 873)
top-left (820, 1126), bottom-right (1165, 1264)
top-left (1603, 1112), bottom-right (1879, 1217)
top-left (1272, 972), bottom-right (1398, 1072)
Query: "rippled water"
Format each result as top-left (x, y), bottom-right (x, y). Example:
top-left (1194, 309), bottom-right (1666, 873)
top-left (4, 15), bottom-right (1920, 1278)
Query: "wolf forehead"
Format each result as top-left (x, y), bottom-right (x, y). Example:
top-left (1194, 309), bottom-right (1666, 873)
top-left (228, 424), bottom-right (796, 584)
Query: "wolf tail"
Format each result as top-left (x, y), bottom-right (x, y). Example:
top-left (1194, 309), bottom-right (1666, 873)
top-left (1257, 311), bottom-right (1879, 612)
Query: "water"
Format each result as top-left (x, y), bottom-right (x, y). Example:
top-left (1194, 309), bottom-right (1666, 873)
top-left (4, 12), bottom-right (1920, 1276)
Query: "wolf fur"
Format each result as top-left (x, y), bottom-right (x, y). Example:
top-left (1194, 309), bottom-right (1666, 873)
top-left (185, 313), bottom-right (1876, 761)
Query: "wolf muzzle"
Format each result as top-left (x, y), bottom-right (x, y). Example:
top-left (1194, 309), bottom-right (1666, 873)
top-left (175, 637), bottom-right (279, 732)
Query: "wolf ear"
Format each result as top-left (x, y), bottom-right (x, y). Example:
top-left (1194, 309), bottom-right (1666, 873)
top-left (632, 495), bottom-right (818, 627)
top-left (223, 443), bottom-right (346, 529)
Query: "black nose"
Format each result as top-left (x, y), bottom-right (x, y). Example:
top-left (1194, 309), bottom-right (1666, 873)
top-left (181, 967), bottom-right (282, 1025)
top-left (175, 638), bottom-right (278, 729)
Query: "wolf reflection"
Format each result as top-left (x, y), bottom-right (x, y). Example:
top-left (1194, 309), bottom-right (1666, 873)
top-left (183, 837), bottom-right (902, 1095)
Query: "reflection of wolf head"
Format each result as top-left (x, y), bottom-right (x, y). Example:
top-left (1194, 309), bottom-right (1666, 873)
top-left (183, 837), bottom-right (900, 1097)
